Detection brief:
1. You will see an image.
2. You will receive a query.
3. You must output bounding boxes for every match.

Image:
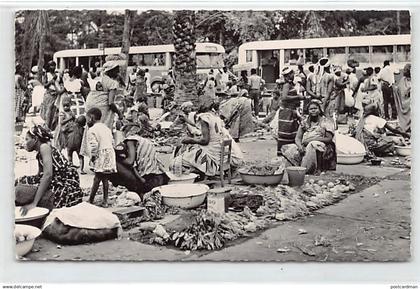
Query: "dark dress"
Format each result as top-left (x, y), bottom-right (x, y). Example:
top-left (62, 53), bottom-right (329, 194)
top-left (17, 146), bottom-right (83, 208)
top-left (277, 81), bottom-right (301, 154)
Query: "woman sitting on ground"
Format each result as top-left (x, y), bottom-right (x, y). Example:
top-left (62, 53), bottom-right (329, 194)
top-left (15, 125), bottom-right (83, 215)
top-left (109, 123), bottom-right (169, 198)
top-left (169, 99), bottom-right (244, 178)
top-left (281, 100), bottom-right (336, 175)
top-left (354, 103), bottom-right (410, 157)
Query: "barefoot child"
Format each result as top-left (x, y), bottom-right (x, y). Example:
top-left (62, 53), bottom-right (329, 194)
top-left (86, 107), bottom-right (117, 207)
top-left (57, 96), bottom-right (75, 151)
top-left (67, 115), bottom-right (87, 174)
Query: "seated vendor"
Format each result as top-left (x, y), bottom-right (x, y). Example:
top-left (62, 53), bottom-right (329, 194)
top-left (170, 101), bottom-right (201, 136)
top-left (281, 100), bottom-right (337, 175)
top-left (109, 123), bottom-right (169, 198)
top-left (15, 125), bottom-right (83, 215)
top-left (169, 99), bottom-right (244, 178)
top-left (355, 103), bottom-right (410, 157)
top-left (158, 101), bottom-right (179, 123)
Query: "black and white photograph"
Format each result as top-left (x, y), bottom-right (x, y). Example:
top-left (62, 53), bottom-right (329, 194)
top-left (12, 9), bottom-right (412, 262)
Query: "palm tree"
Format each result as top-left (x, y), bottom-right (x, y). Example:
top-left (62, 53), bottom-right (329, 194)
top-left (19, 11), bottom-right (49, 81)
top-left (121, 9), bottom-right (135, 80)
top-left (172, 10), bottom-right (198, 105)
top-left (35, 11), bottom-right (49, 82)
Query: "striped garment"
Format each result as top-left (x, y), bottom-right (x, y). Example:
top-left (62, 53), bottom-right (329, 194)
top-left (125, 135), bottom-right (165, 177)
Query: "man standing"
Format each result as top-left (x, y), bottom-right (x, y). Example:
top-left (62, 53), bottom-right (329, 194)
top-left (247, 68), bottom-right (265, 116)
top-left (378, 60), bottom-right (397, 119)
top-left (317, 58), bottom-right (334, 114)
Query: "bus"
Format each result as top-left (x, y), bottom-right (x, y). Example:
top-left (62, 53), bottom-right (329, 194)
top-left (53, 42), bottom-right (225, 91)
top-left (233, 34), bottom-right (411, 87)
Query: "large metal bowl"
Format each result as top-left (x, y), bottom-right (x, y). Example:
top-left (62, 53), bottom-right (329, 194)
top-left (15, 207), bottom-right (50, 228)
top-left (238, 169), bottom-right (284, 185)
top-left (15, 224), bottom-right (42, 257)
top-left (395, 145), bottom-right (411, 157)
top-left (337, 153), bottom-right (365, 165)
top-left (154, 184), bottom-right (209, 209)
top-left (166, 172), bottom-right (198, 184)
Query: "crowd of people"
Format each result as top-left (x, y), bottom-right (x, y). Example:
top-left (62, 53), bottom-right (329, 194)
top-left (14, 53), bottom-right (411, 214)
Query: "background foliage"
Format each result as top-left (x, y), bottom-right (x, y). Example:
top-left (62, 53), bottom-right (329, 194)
top-left (15, 10), bottom-right (410, 72)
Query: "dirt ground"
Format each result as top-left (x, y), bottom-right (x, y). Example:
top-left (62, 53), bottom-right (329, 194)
top-left (18, 137), bottom-right (411, 262)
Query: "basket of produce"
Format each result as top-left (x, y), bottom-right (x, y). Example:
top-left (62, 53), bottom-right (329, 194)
top-left (238, 164), bottom-right (284, 185)
top-left (15, 224), bottom-right (42, 257)
top-left (153, 184), bottom-right (209, 209)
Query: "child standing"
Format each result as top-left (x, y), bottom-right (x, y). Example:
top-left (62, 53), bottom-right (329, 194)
top-left (66, 115), bottom-right (87, 174)
top-left (57, 96), bottom-right (76, 151)
top-left (86, 107), bottom-right (117, 207)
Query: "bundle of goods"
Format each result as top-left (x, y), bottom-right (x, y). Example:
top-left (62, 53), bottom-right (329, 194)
top-left (42, 202), bottom-right (122, 245)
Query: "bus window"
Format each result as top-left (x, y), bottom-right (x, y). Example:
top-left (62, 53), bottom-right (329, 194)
top-left (133, 53), bottom-right (166, 66)
top-left (396, 45), bottom-right (410, 62)
top-left (128, 54), bottom-right (136, 66)
top-left (327, 47), bottom-right (346, 66)
top-left (305, 48), bottom-right (323, 64)
top-left (246, 50), bottom-right (253, 62)
top-left (349, 46), bottom-right (369, 63)
top-left (64, 57), bottom-right (76, 70)
top-left (196, 53), bottom-right (224, 68)
top-left (79, 56), bottom-right (89, 71)
top-left (371, 45), bottom-right (393, 64)
top-left (285, 49), bottom-right (300, 65)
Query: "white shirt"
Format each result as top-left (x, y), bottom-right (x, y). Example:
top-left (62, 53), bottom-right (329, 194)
top-left (220, 72), bottom-right (229, 84)
top-left (348, 73), bottom-right (359, 92)
top-left (88, 122), bottom-right (115, 156)
top-left (364, 115), bottom-right (387, 135)
top-left (248, 74), bottom-right (265, 90)
top-left (145, 72), bottom-right (151, 85)
top-left (378, 66), bottom-right (395, 85)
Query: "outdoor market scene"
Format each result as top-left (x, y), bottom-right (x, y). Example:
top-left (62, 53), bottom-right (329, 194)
top-left (13, 10), bottom-right (411, 262)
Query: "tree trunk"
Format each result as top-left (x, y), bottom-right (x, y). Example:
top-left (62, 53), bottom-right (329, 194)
top-left (121, 9), bottom-right (134, 81)
top-left (396, 11), bottom-right (401, 34)
top-left (173, 10), bottom-right (198, 105)
top-left (36, 11), bottom-right (47, 82)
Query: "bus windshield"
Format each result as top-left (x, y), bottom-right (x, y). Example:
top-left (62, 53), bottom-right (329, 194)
top-left (196, 53), bottom-right (224, 68)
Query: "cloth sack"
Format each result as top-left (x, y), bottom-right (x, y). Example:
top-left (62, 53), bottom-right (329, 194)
top-left (42, 202), bottom-right (122, 245)
top-left (336, 133), bottom-right (366, 155)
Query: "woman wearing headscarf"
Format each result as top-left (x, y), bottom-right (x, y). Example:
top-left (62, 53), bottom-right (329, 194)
top-left (361, 67), bottom-right (383, 116)
top-left (354, 103), bottom-right (410, 157)
top-left (134, 68), bottom-right (147, 103)
top-left (393, 64), bottom-right (411, 133)
top-left (109, 123), bottom-right (169, 198)
top-left (270, 67), bottom-right (307, 156)
top-left (280, 100), bottom-right (336, 175)
top-left (15, 125), bottom-right (83, 215)
top-left (325, 66), bottom-right (349, 119)
top-left (169, 98), bottom-right (244, 177)
top-left (84, 55), bottom-right (124, 129)
top-left (219, 89), bottom-right (255, 142)
top-left (170, 101), bottom-right (200, 137)
top-left (40, 61), bottom-right (62, 131)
